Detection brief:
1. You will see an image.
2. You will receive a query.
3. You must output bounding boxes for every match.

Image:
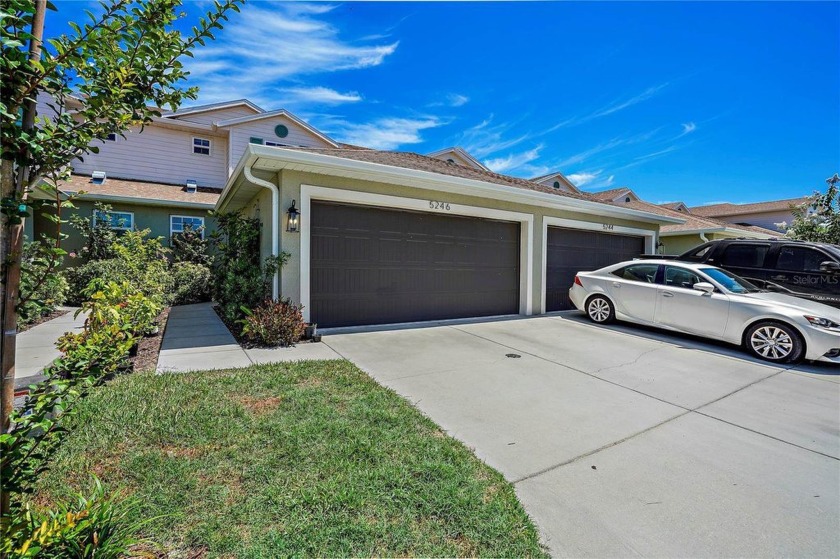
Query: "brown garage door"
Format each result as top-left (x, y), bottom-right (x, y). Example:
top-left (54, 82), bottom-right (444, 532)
top-left (311, 202), bottom-right (520, 327)
top-left (546, 227), bottom-right (645, 312)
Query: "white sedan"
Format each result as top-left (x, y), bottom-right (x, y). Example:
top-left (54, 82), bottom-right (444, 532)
top-left (569, 259), bottom-right (840, 364)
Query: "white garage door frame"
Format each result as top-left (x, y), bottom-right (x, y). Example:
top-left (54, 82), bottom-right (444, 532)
top-left (300, 184), bottom-right (535, 323)
top-left (540, 216), bottom-right (657, 314)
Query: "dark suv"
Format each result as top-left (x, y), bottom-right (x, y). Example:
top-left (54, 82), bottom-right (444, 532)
top-left (675, 239), bottom-right (840, 308)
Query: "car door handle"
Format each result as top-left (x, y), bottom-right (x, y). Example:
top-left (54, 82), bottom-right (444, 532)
top-left (612, 282), bottom-right (621, 288)
top-left (661, 291), bottom-right (674, 298)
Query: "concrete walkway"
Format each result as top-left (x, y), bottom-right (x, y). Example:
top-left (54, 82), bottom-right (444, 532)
top-left (156, 303), bottom-right (340, 373)
top-left (15, 308), bottom-right (86, 389)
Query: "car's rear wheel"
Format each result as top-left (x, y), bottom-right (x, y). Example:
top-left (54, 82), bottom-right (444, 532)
top-left (745, 321), bottom-right (805, 363)
top-left (586, 295), bottom-right (615, 324)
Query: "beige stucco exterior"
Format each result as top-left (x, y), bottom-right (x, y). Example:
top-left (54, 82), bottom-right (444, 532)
top-left (237, 169), bottom-right (665, 319)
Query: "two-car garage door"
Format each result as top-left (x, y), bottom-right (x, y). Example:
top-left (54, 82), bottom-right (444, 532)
top-left (310, 202), bottom-right (520, 328)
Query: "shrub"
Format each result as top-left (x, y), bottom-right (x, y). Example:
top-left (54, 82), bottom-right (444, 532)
top-left (64, 229), bottom-right (171, 306)
top-left (170, 261), bottom-right (212, 305)
top-left (68, 202), bottom-right (119, 261)
top-left (171, 223), bottom-right (212, 266)
top-left (3, 477), bottom-right (151, 558)
top-left (17, 239), bottom-right (69, 326)
top-left (239, 298), bottom-right (306, 347)
top-left (211, 212), bottom-right (287, 324)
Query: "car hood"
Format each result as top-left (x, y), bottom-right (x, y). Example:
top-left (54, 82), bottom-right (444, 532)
top-left (740, 291), bottom-right (840, 317)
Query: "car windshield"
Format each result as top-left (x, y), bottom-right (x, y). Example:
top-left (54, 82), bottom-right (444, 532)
top-left (699, 267), bottom-right (762, 294)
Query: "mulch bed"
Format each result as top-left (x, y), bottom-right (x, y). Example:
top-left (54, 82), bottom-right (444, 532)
top-left (130, 306), bottom-right (171, 373)
top-left (18, 308), bottom-right (71, 333)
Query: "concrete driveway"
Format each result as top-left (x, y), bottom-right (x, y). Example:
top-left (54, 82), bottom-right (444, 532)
top-left (322, 313), bottom-right (840, 558)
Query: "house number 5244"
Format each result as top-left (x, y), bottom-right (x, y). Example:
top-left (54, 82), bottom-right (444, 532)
top-left (429, 201), bottom-right (451, 211)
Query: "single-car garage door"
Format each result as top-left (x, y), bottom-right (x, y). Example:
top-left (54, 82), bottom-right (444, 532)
top-left (546, 227), bottom-right (645, 312)
top-left (311, 201), bottom-right (520, 327)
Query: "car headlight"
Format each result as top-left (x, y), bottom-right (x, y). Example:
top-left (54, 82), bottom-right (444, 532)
top-left (804, 315), bottom-right (840, 330)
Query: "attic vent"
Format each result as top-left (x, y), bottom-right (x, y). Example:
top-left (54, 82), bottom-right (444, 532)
top-left (553, 181), bottom-right (561, 189)
top-left (186, 179), bottom-right (197, 193)
top-left (91, 171), bottom-right (106, 184)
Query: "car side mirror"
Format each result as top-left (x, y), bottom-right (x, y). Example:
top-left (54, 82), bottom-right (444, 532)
top-left (820, 261), bottom-right (840, 274)
top-left (693, 282), bottom-right (715, 294)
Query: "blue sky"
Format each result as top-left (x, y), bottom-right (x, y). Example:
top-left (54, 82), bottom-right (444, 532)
top-left (47, 1), bottom-right (839, 205)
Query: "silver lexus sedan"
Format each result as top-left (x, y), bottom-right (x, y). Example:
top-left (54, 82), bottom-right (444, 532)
top-left (569, 259), bottom-right (840, 364)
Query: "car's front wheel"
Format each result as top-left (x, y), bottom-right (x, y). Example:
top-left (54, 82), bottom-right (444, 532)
top-left (586, 295), bottom-right (615, 324)
top-left (744, 321), bottom-right (805, 363)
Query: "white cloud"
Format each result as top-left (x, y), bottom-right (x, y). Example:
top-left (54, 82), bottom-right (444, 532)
top-left (548, 83), bottom-right (669, 131)
top-left (566, 171), bottom-right (601, 187)
top-left (447, 93), bottom-right (469, 107)
top-left (484, 146), bottom-right (542, 173)
top-left (331, 117), bottom-right (444, 150)
top-left (679, 122), bottom-right (697, 136)
top-left (457, 115), bottom-right (531, 158)
top-left (185, 3), bottom-right (398, 107)
top-left (278, 86), bottom-right (362, 106)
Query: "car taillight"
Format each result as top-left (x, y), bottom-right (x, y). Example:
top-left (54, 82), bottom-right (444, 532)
top-left (574, 275), bottom-right (583, 287)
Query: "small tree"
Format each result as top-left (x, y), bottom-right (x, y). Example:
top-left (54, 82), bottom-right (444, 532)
top-left (1, 0), bottom-right (242, 526)
top-left (784, 174), bottom-right (840, 245)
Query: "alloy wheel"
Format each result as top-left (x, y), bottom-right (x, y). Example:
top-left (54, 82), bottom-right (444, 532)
top-left (588, 298), bottom-right (612, 323)
top-left (749, 325), bottom-right (794, 360)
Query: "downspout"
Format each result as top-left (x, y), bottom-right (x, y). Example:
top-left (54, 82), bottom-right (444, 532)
top-left (700, 232), bottom-right (709, 243)
top-left (243, 164), bottom-right (280, 300)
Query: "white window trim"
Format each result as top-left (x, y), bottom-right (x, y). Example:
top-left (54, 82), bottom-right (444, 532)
top-left (299, 184), bottom-right (534, 324)
top-left (192, 136), bottom-right (211, 156)
top-left (540, 216), bottom-right (657, 314)
top-left (93, 209), bottom-right (134, 231)
top-left (170, 215), bottom-right (205, 238)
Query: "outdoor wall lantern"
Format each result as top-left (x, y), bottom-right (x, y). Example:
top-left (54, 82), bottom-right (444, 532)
top-left (287, 199), bottom-right (300, 233)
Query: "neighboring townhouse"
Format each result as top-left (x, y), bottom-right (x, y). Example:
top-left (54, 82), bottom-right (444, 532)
top-left (589, 188), bottom-right (781, 254)
top-left (530, 171), bottom-right (581, 194)
top-left (687, 197), bottom-right (808, 232)
top-left (27, 96), bottom-right (341, 255)
top-left (30, 95), bottom-right (685, 328)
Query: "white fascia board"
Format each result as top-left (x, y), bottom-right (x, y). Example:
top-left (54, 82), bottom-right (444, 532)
top-left (149, 116), bottom-right (218, 133)
top-left (163, 99), bottom-right (263, 118)
top-left (248, 147), bottom-right (684, 225)
top-left (659, 227), bottom-right (727, 237)
top-left (70, 192), bottom-right (216, 210)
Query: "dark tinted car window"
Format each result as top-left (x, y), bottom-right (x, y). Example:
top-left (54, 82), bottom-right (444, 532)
top-left (720, 244), bottom-right (769, 268)
top-left (683, 244), bottom-right (712, 261)
top-left (612, 264), bottom-right (659, 283)
top-left (777, 246), bottom-right (828, 272)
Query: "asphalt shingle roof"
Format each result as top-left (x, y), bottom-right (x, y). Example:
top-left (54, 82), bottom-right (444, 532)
top-left (61, 174), bottom-right (220, 206)
top-left (688, 197), bottom-right (808, 217)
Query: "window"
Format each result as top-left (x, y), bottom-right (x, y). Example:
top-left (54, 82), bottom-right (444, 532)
top-left (612, 263), bottom-right (659, 283)
top-left (663, 266), bottom-right (701, 289)
top-left (249, 137), bottom-right (264, 145)
top-left (683, 244), bottom-right (713, 261)
top-left (700, 268), bottom-right (760, 294)
top-left (93, 209), bottom-right (133, 231)
top-left (720, 243), bottom-right (769, 268)
top-left (777, 246), bottom-right (828, 272)
top-left (553, 181), bottom-right (561, 189)
top-left (105, 133), bottom-right (117, 141)
top-left (192, 137), bottom-right (211, 155)
top-left (264, 140), bottom-right (286, 147)
top-left (171, 215), bottom-right (205, 238)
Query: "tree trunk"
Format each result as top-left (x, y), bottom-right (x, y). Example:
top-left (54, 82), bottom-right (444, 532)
top-left (1, 0), bottom-right (46, 530)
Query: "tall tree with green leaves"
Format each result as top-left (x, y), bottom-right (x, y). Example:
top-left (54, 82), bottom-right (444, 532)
top-left (0, 0), bottom-right (242, 523)
top-left (784, 174), bottom-right (840, 245)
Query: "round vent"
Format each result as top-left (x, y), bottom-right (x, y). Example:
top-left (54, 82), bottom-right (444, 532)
top-left (274, 124), bottom-right (289, 138)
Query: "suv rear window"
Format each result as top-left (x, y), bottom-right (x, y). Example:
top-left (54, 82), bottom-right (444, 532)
top-left (720, 244), bottom-right (769, 268)
top-left (777, 246), bottom-right (829, 272)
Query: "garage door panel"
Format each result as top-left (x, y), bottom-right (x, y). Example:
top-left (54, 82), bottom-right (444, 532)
top-left (546, 227), bottom-right (645, 312)
top-left (311, 202), bottom-right (520, 327)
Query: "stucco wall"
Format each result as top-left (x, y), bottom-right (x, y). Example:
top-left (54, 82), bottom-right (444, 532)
top-left (660, 234), bottom-right (707, 255)
top-left (237, 170), bottom-right (662, 317)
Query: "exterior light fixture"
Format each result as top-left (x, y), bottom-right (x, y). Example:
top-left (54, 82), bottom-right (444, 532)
top-left (287, 199), bottom-right (300, 233)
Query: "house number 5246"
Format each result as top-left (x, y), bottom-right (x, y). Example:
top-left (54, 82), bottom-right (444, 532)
top-left (429, 201), bottom-right (451, 211)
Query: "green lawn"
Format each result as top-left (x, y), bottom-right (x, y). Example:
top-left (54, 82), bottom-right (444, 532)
top-left (31, 360), bottom-right (547, 558)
